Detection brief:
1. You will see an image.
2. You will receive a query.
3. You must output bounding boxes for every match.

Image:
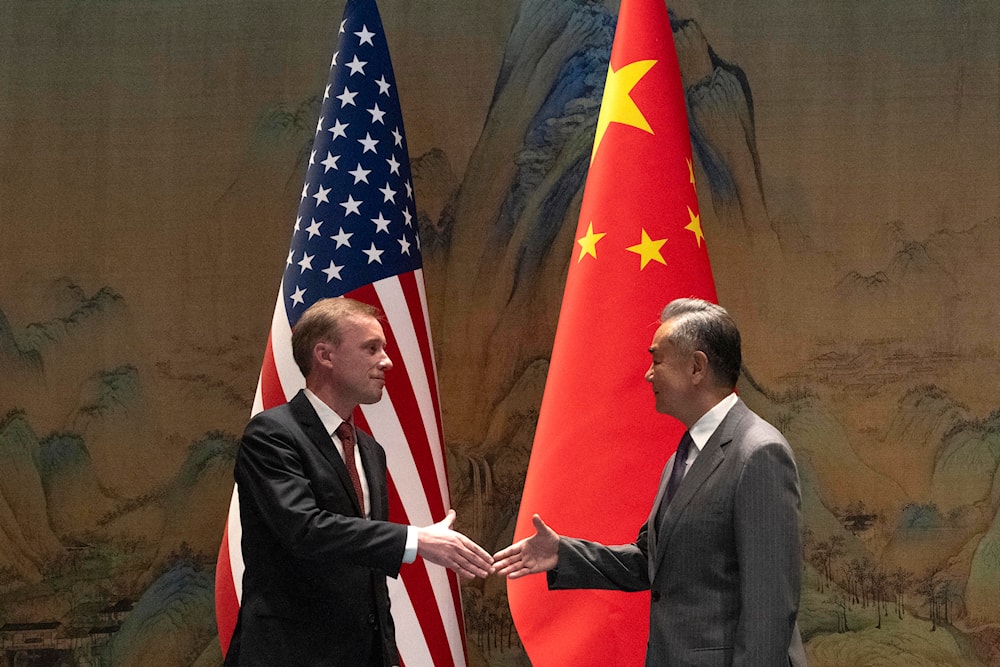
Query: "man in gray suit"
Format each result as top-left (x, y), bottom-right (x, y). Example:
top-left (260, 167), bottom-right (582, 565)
top-left (494, 298), bottom-right (807, 666)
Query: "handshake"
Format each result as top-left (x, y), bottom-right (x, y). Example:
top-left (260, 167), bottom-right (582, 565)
top-left (418, 511), bottom-right (558, 580)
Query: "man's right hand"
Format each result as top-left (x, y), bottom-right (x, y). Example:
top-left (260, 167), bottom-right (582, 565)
top-left (416, 509), bottom-right (493, 579)
top-left (492, 514), bottom-right (559, 579)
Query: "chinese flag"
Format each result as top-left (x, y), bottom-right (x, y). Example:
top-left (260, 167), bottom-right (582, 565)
top-left (507, 1), bottom-right (718, 664)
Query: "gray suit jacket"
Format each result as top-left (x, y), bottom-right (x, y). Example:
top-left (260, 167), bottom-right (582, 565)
top-left (549, 399), bottom-right (807, 666)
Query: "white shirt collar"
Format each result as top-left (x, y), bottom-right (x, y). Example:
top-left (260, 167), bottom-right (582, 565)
top-left (303, 388), bottom-right (350, 435)
top-left (688, 392), bottom-right (739, 453)
top-left (303, 389), bottom-right (372, 520)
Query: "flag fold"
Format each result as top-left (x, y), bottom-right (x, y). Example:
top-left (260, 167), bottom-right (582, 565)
top-left (215, 1), bottom-right (466, 665)
top-left (508, 1), bottom-right (718, 664)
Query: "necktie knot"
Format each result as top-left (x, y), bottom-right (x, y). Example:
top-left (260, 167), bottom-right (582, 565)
top-left (335, 421), bottom-right (354, 445)
top-left (675, 431), bottom-right (692, 463)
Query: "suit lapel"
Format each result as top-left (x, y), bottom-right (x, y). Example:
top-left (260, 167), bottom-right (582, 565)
top-left (646, 460), bottom-right (673, 581)
top-left (356, 429), bottom-right (386, 520)
top-left (288, 391), bottom-right (365, 517)
top-left (651, 400), bottom-right (750, 574)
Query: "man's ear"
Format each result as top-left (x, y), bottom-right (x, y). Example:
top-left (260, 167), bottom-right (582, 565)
top-left (690, 350), bottom-right (710, 384)
top-left (313, 340), bottom-right (337, 370)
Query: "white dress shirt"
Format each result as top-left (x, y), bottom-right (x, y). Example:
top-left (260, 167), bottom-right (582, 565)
top-left (682, 392), bottom-right (739, 476)
top-left (304, 389), bottom-right (418, 562)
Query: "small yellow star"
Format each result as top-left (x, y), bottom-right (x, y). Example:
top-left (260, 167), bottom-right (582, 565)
top-left (592, 59), bottom-right (657, 163)
top-left (576, 222), bottom-right (607, 262)
top-left (626, 229), bottom-right (667, 270)
top-left (687, 157), bottom-right (695, 187)
top-left (685, 207), bottom-right (704, 247)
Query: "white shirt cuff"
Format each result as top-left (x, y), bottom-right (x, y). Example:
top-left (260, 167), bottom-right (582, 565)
top-left (403, 525), bottom-right (419, 563)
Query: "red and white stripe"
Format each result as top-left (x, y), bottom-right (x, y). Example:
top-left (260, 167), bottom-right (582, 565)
top-left (216, 269), bottom-right (466, 667)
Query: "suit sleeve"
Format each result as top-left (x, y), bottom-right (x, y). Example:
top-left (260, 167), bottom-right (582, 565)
top-left (547, 524), bottom-right (651, 592)
top-left (235, 411), bottom-right (408, 578)
top-left (732, 439), bottom-right (802, 666)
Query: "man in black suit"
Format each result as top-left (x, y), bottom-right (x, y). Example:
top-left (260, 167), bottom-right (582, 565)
top-left (494, 298), bottom-right (807, 666)
top-left (225, 297), bottom-right (492, 667)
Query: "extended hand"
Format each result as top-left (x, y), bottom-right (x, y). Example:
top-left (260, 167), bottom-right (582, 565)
top-left (417, 509), bottom-right (493, 579)
top-left (492, 514), bottom-right (559, 579)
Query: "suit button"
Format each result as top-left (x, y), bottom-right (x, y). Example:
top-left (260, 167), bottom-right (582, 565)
top-left (651, 591), bottom-right (661, 602)
top-left (368, 613), bottom-right (378, 627)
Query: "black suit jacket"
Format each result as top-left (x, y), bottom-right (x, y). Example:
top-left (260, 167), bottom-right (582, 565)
top-left (224, 390), bottom-right (408, 667)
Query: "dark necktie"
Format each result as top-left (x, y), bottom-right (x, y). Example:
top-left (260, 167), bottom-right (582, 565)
top-left (664, 431), bottom-right (693, 506)
top-left (335, 421), bottom-right (366, 513)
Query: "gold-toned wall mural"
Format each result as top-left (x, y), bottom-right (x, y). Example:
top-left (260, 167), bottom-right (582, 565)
top-left (0, 1), bottom-right (997, 665)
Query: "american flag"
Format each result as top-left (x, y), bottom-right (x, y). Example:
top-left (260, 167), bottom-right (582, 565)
top-left (215, 1), bottom-right (468, 665)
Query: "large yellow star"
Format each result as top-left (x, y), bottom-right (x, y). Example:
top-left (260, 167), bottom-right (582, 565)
top-left (576, 221), bottom-right (607, 262)
top-left (685, 206), bottom-right (704, 247)
top-left (592, 59), bottom-right (657, 163)
top-left (626, 228), bottom-right (667, 269)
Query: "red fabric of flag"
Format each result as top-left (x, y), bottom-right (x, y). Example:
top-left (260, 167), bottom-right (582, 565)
top-left (214, 1), bottom-right (467, 665)
top-left (507, 1), bottom-right (718, 664)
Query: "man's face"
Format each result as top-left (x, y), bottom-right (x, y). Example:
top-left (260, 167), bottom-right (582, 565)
top-left (326, 314), bottom-right (393, 407)
top-left (644, 319), bottom-right (692, 418)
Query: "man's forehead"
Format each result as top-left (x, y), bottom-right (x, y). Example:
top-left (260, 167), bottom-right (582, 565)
top-left (341, 314), bottom-right (384, 338)
top-left (649, 321), bottom-right (673, 353)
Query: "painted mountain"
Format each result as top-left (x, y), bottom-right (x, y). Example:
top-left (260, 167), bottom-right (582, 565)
top-left (417, 1), bottom-right (1000, 665)
top-left (0, 280), bottom-right (238, 665)
top-left (0, 1), bottom-right (997, 666)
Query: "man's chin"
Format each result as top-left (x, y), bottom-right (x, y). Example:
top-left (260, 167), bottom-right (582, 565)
top-left (361, 390), bottom-right (385, 405)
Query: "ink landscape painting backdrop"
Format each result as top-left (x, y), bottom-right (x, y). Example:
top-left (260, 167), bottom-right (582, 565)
top-left (1, 1), bottom-right (998, 665)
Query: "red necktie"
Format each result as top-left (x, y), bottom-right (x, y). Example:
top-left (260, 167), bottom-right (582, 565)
top-left (335, 421), bottom-right (365, 513)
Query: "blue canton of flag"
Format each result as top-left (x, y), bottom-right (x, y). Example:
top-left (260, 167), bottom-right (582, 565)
top-left (218, 2), bottom-right (469, 665)
top-left (283, 2), bottom-right (421, 326)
